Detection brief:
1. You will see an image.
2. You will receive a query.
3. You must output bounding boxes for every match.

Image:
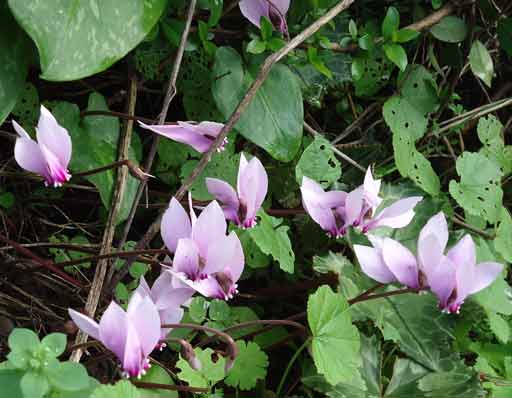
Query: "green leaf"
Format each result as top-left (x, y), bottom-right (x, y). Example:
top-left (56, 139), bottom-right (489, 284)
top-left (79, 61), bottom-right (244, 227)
top-left (417, 368), bottom-right (484, 397)
top-left (383, 43), bottom-right (408, 72)
top-left (92, 380), bottom-right (140, 398)
top-left (212, 47), bottom-right (303, 161)
top-left (349, 19), bottom-right (357, 39)
top-left (308, 285), bottom-right (361, 385)
top-left (139, 364), bottom-right (178, 398)
top-left (0, 3), bottom-right (30, 125)
top-left (20, 371), bottom-right (48, 398)
top-left (209, 300), bottom-right (230, 321)
top-left (307, 47), bottom-right (333, 79)
top-left (0, 370), bottom-right (23, 398)
top-left (498, 17), bottom-right (512, 57)
top-left (176, 348), bottom-right (226, 388)
top-left (8, 329), bottom-right (40, 353)
top-left (246, 38), bottom-right (267, 54)
top-left (237, 229), bottom-right (271, 269)
top-left (0, 192), bottom-right (15, 209)
top-left (207, 0), bottom-right (223, 27)
top-left (430, 16), bottom-right (468, 43)
top-left (189, 297), bottom-right (208, 323)
top-left (248, 211), bottom-right (295, 273)
top-left (260, 16), bottom-right (273, 41)
top-left (8, 0), bottom-right (167, 81)
top-left (394, 28), bottom-right (420, 43)
top-left (295, 135), bottom-right (341, 188)
top-left (487, 311), bottom-right (510, 344)
top-left (477, 115), bottom-right (512, 175)
top-left (358, 33), bottom-right (375, 52)
top-left (449, 152), bottom-right (503, 224)
top-left (225, 341), bottom-right (269, 390)
top-left (495, 207), bottom-right (512, 262)
top-left (40, 333), bottom-right (66, 357)
top-left (47, 362), bottom-right (90, 392)
top-left (382, 7), bottom-right (400, 40)
top-left (353, 55), bottom-right (392, 97)
top-left (52, 93), bottom-right (141, 224)
top-left (469, 40), bottom-right (494, 87)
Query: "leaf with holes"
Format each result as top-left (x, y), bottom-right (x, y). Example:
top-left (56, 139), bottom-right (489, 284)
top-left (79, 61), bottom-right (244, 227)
top-left (449, 152), bottom-right (503, 224)
top-left (308, 285), bottom-right (361, 386)
top-left (296, 135), bottom-right (341, 188)
top-left (477, 115), bottom-right (512, 175)
top-left (212, 47), bottom-right (303, 161)
top-left (353, 55), bottom-right (392, 97)
top-left (495, 207), bottom-right (512, 263)
top-left (469, 40), bottom-right (494, 87)
top-left (248, 211), bottom-right (295, 273)
top-left (8, 0), bottom-right (167, 81)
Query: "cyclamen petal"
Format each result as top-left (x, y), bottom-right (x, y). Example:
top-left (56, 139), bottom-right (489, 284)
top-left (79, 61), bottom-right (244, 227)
top-left (239, 0), bottom-right (290, 32)
top-left (13, 107), bottom-right (72, 187)
top-left (207, 154), bottom-right (268, 228)
top-left (353, 244), bottom-right (396, 284)
top-left (381, 238), bottom-right (419, 289)
top-left (138, 121), bottom-right (226, 153)
top-left (161, 198), bottom-right (192, 253)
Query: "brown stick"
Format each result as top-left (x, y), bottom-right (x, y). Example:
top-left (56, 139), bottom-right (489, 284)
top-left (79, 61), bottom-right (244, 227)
top-left (112, 0), bottom-right (198, 288)
top-left (132, 381), bottom-right (209, 393)
top-left (71, 77), bottom-right (138, 362)
top-left (110, 0), bottom-right (358, 288)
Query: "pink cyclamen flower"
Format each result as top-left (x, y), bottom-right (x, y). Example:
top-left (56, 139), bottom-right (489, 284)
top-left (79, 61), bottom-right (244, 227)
top-left (206, 153), bottom-right (268, 228)
top-left (69, 291), bottom-right (161, 378)
top-left (354, 212), bottom-right (503, 313)
top-left (135, 274), bottom-right (194, 341)
top-left (138, 121), bottom-right (227, 153)
top-left (13, 105), bottom-right (72, 187)
top-left (239, 0), bottom-right (290, 33)
top-left (344, 167), bottom-right (423, 233)
top-left (300, 176), bottom-right (347, 238)
top-left (161, 197), bottom-right (245, 300)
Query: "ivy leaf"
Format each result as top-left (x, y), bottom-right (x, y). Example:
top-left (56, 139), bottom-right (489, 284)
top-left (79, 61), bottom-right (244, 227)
top-left (189, 297), bottom-right (209, 323)
top-left (209, 300), bottom-right (231, 321)
top-left (248, 211), bottom-right (295, 273)
top-left (382, 7), bottom-right (400, 40)
top-left (383, 43), bottom-right (408, 72)
top-left (449, 152), bottom-right (503, 224)
top-left (47, 362), bottom-right (90, 392)
top-left (0, 3), bottom-right (30, 126)
top-left (225, 341), bottom-right (269, 390)
top-left (295, 135), bottom-right (341, 188)
top-left (92, 380), bottom-right (140, 398)
top-left (176, 348), bottom-right (226, 388)
top-left (212, 47), bottom-right (303, 161)
top-left (308, 285), bottom-right (361, 385)
top-left (20, 371), bottom-right (49, 398)
top-left (8, 0), bottom-right (166, 81)
top-left (469, 40), bottom-right (494, 87)
top-left (430, 16), bottom-right (468, 43)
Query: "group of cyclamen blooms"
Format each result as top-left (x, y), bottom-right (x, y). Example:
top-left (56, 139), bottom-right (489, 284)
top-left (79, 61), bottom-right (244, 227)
top-left (12, 101), bottom-right (502, 378)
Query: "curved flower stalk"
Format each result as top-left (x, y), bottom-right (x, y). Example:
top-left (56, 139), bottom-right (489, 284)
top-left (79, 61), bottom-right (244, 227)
top-left (161, 197), bottom-right (245, 300)
top-left (13, 105), bottom-right (72, 187)
top-left (300, 168), bottom-right (422, 237)
top-left (206, 153), bottom-right (268, 228)
top-left (138, 121), bottom-right (227, 153)
top-left (69, 291), bottom-right (161, 378)
top-left (239, 0), bottom-right (290, 33)
top-left (135, 274), bottom-right (194, 341)
top-left (354, 212), bottom-right (503, 313)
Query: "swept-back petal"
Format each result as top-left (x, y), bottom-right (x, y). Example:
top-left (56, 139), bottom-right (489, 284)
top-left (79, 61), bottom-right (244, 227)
top-left (14, 137), bottom-right (48, 178)
top-left (183, 121), bottom-right (224, 138)
top-left (68, 309), bottom-right (100, 341)
top-left (239, 0), bottom-right (270, 27)
top-left (369, 196), bottom-right (422, 229)
top-left (237, 155), bottom-right (268, 224)
top-left (206, 178), bottom-right (240, 220)
top-left (468, 262), bottom-right (503, 295)
top-left (344, 187), bottom-right (364, 226)
top-left (122, 323), bottom-right (143, 377)
top-left (12, 120), bottom-right (31, 139)
top-left (419, 212), bottom-right (448, 253)
top-left (173, 238), bottom-right (200, 278)
top-left (36, 105), bottom-right (72, 167)
top-left (381, 238), bottom-right (419, 288)
top-left (417, 234), bottom-right (444, 277)
top-left (161, 198), bottom-right (192, 253)
top-left (151, 272), bottom-right (194, 309)
top-left (363, 167), bottom-right (382, 210)
top-left (269, 0), bottom-right (290, 14)
top-left (167, 270), bottom-right (226, 299)
top-left (429, 256), bottom-right (456, 309)
top-left (99, 301), bottom-right (128, 362)
top-left (159, 306), bottom-right (185, 339)
top-left (40, 143), bottom-right (71, 186)
top-left (191, 200), bottom-right (227, 257)
top-left (138, 121), bottom-right (212, 153)
top-left (204, 232), bottom-right (245, 281)
top-left (354, 244), bottom-right (396, 283)
top-left (447, 235), bottom-right (476, 269)
top-left (127, 293), bottom-right (160, 358)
